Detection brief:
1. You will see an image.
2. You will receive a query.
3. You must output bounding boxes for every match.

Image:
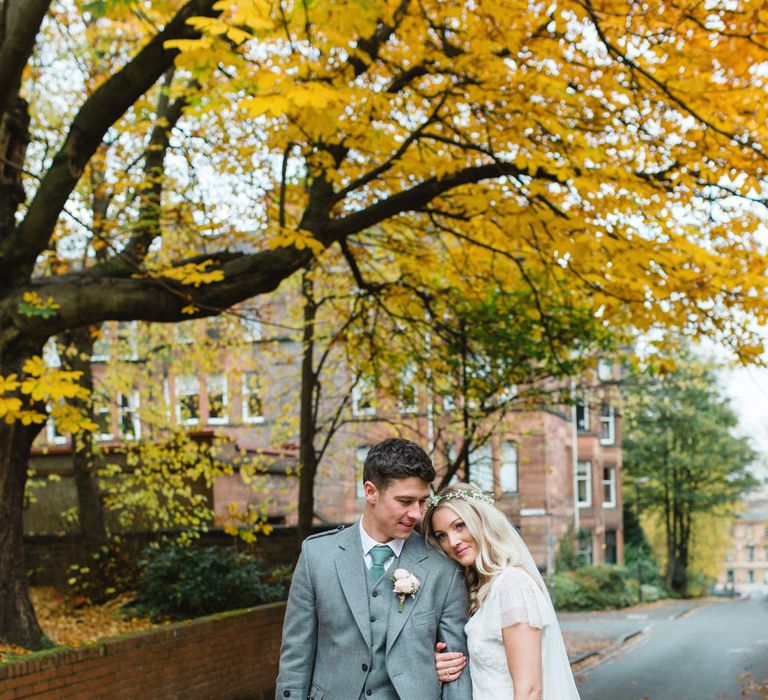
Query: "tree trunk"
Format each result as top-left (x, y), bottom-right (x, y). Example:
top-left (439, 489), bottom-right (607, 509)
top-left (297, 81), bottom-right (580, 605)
top-left (297, 270), bottom-right (318, 545)
top-left (59, 326), bottom-right (108, 550)
top-left (0, 420), bottom-right (47, 649)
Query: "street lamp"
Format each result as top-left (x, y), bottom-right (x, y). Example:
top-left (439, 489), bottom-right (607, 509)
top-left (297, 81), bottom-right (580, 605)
top-left (634, 476), bottom-right (650, 603)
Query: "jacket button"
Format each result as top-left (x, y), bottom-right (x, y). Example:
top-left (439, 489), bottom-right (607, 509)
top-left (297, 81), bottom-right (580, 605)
top-left (366, 690), bottom-right (373, 696)
top-left (370, 616), bottom-right (376, 622)
top-left (372, 591), bottom-right (378, 597)
top-left (362, 663), bottom-right (368, 671)
top-left (283, 692), bottom-right (290, 697)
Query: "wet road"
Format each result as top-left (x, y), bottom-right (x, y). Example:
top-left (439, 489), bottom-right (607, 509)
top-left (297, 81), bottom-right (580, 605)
top-left (575, 598), bottom-right (768, 700)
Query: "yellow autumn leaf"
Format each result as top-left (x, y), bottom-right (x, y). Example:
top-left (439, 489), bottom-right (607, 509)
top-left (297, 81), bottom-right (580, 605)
top-left (155, 260), bottom-right (225, 287)
top-left (0, 374), bottom-right (20, 393)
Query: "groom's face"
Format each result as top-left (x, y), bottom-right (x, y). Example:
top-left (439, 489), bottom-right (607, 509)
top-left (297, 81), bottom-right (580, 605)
top-left (363, 476), bottom-right (431, 542)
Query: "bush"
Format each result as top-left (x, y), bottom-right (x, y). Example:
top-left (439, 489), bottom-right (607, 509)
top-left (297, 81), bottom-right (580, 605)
top-left (66, 535), bottom-right (143, 604)
top-left (128, 545), bottom-right (287, 621)
top-left (552, 565), bottom-right (636, 611)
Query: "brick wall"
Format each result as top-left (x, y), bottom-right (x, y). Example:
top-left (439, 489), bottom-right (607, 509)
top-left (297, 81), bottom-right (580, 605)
top-left (0, 602), bottom-right (286, 700)
top-left (25, 525), bottom-right (343, 587)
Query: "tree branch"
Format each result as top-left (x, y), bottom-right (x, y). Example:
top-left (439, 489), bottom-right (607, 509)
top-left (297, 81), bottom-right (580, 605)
top-left (0, 0), bottom-right (219, 283)
top-left (0, 0), bottom-right (50, 118)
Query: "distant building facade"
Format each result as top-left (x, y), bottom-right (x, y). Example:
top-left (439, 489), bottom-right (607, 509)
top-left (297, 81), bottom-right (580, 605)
top-left (26, 313), bottom-right (624, 572)
top-left (717, 498), bottom-right (768, 596)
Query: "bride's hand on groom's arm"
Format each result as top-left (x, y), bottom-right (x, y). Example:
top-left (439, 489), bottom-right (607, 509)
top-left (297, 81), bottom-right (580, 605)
top-left (434, 641), bottom-right (467, 683)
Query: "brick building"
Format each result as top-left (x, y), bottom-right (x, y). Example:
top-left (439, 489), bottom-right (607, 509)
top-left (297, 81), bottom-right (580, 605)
top-left (716, 498), bottom-right (768, 596)
top-left (26, 315), bottom-right (624, 572)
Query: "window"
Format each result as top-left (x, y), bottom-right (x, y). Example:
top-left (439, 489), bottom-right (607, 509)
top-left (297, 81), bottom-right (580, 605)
top-left (46, 414), bottom-right (68, 446)
top-left (598, 358), bottom-right (613, 381)
top-left (576, 461), bottom-right (592, 507)
top-left (747, 545), bottom-right (755, 562)
top-left (470, 443), bottom-right (494, 492)
top-left (352, 378), bottom-right (376, 417)
top-left (575, 392), bottom-right (589, 432)
top-left (94, 399), bottom-right (113, 441)
top-left (242, 372), bottom-right (264, 423)
top-left (602, 466), bottom-right (616, 508)
top-left (500, 441), bottom-right (518, 493)
top-left (578, 529), bottom-right (593, 567)
top-left (43, 339), bottom-right (61, 368)
top-left (92, 326), bottom-right (110, 362)
top-left (727, 569), bottom-right (734, 584)
top-left (242, 312), bottom-right (263, 342)
top-left (498, 384), bottom-right (518, 405)
top-left (748, 570), bottom-right (755, 583)
top-left (118, 392), bottom-right (141, 440)
top-left (604, 530), bottom-right (617, 564)
top-left (206, 317), bottom-right (223, 341)
top-left (599, 404), bottom-right (615, 445)
top-left (116, 321), bottom-right (138, 360)
top-left (355, 446), bottom-right (369, 499)
top-left (176, 375), bottom-right (200, 425)
top-left (398, 364), bottom-right (418, 413)
top-left (175, 322), bottom-right (195, 345)
top-left (207, 374), bottom-right (228, 425)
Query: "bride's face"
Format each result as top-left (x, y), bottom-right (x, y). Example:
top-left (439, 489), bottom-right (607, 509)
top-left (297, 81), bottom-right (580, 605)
top-left (430, 506), bottom-right (478, 567)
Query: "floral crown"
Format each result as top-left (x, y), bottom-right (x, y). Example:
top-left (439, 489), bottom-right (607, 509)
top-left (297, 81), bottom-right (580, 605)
top-left (424, 487), bottom-right (495, 515)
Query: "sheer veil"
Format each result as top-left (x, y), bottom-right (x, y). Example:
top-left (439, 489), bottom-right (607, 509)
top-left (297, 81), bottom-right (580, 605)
top-left (503, 518), bottom-right (581, 699)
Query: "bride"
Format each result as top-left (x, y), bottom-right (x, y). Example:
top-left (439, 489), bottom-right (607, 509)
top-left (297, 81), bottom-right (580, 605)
top-left (423, 484), bottom-right (581, 700)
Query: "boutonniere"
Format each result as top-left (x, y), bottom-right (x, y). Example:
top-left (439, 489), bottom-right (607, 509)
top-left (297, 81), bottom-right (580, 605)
top-left (391, 568), bottom-right (421, 613)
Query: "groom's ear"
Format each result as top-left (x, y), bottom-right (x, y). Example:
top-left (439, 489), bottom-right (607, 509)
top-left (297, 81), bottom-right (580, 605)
top-left (363, 480), bottom-right (379, 505)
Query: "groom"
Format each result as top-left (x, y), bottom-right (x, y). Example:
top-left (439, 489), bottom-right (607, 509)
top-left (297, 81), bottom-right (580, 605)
top-left (275, 437), bottom-right (472, 699)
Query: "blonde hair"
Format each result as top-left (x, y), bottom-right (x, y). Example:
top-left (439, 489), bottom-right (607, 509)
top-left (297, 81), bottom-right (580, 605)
top-left (423, 484), bottom-right (523, 613)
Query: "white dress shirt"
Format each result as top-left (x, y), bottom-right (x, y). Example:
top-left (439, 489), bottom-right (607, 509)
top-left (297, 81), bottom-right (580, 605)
top-left (359, 519), bottom-right (405, 573)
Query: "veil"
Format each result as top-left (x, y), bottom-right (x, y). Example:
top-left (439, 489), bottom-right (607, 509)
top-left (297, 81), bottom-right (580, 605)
top-left (503, 518), bottom-right (582, 699)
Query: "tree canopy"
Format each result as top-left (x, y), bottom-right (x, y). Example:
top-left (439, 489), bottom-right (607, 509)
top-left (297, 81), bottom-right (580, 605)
top-left (622, 352), bottom-right (758, 594)
top-left (3, 0), bottom-right (768, 648)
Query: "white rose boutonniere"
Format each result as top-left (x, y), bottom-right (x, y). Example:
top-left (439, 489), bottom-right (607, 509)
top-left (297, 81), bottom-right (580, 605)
top-left (391, 568), bottom-right (421, 613)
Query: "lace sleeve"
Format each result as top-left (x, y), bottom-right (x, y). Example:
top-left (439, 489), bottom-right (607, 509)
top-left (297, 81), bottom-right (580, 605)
top-left (495, 567), bottom-right (545, 630)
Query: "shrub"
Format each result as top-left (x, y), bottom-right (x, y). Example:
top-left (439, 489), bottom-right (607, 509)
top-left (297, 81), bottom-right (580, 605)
top-left (66, 535), bottom-right (143, 604)
top-left (128, 545), bottom-right (287, 621)
top-left (552, 565), bottom-right (636, 611)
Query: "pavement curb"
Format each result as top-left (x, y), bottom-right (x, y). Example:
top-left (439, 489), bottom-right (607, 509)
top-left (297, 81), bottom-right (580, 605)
top-left (618, 628), bottom-right (645, 645)
top-left (570, 650), bottom-right (599, 666)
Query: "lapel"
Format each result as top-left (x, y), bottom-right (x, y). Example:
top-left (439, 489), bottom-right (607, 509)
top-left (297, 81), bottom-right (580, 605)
top-left (385, 534), bottom-right (430, 655)
top-left (334, 522), bottom-right (372, 647)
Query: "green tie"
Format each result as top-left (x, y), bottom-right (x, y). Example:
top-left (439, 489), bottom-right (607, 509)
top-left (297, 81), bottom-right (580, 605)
top-left (369, 545), bottom-right (392, 582)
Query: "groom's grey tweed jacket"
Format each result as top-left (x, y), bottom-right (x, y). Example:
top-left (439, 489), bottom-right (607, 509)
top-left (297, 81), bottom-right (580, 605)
top-left (275, 522), bottom-right (472, 700)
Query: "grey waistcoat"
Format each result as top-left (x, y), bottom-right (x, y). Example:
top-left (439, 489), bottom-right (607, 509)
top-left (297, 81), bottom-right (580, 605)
top-left (361, 558), bottom-right (400, 700)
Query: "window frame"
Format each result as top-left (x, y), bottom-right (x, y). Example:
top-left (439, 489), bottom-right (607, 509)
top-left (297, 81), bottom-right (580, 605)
top-left (206, 374), bottom-right (229, 425)
top-left (242, 371), bottom-right (265, 424)
top-left (602, 466), bottom-right (616, 508)
top-left (576, 460), bottom-right (592, 507)
top-left (175, 375), bottom-right (200, 426)
top-left (499, 440), bottom-right (518, 493)
top-left (351, 378), bottom-right (376, 417)
top-left (575, 392), bottom-right (590, 432)
top-left (118, 391), bottom-right (141, 440)
top-left (599, 403), bottom-right (615, 445)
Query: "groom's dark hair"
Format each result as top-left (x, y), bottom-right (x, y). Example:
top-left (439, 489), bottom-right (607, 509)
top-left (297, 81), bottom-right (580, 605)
top-left (363, 438), bottom-right (435, 490)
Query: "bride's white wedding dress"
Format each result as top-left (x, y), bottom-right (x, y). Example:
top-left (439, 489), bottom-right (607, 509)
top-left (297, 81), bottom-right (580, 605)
top-left (465, 564), bottom-right (581, 698)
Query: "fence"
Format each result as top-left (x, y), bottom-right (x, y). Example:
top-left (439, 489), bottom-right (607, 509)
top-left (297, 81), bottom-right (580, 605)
top-left (0, 602), bottom-right (286, 700)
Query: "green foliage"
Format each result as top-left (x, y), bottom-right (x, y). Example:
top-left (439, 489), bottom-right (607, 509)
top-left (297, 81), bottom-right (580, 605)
top-left (129, 545), bottom-right (287, 621)
top-left (555, 527), bottom-right (579, 573)
top-left (65, 536), bottom-right (142, 604)
top-left (552, 565), bottom-right (637, 611)
top-left (623, 350), bottom-right (758, 594)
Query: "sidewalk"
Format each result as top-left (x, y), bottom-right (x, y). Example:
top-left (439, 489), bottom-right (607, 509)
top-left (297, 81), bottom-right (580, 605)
top-left (559, 598), bottom-right (707, 667)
